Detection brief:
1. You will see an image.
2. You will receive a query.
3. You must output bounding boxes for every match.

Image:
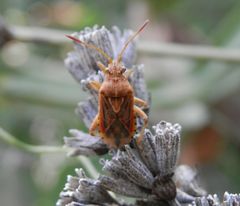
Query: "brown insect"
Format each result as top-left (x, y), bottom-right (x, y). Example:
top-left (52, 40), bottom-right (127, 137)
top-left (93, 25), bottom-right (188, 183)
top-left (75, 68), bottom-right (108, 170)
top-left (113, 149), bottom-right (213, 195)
top-left (66, 20), bottom-right (149, 148)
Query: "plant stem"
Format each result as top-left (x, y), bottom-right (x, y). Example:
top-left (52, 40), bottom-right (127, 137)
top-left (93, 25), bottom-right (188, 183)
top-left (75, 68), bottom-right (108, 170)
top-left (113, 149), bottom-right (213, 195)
top-left (0, 127), bottom-right (100, 179)
top-left (0, 127), bottom-right (69, 154)
top-left (138, 41), bottom-right (240, 62)
top-left (8, 25), bottom-right (68, 45)
top-left (5, 25), bottom-right (240, 62)
top-left (78, 156), bottom-right (99, 179)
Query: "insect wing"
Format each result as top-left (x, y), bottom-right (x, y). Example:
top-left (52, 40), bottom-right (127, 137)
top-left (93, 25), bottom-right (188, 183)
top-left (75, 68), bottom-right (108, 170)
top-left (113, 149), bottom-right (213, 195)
top-left (99, 93), bottom-right (135, 148)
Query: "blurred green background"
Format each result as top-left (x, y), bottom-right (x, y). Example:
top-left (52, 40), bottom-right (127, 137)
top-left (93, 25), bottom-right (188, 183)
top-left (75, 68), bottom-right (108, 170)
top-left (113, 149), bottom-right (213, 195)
top-left (1, 0), bottom-right (240, 205)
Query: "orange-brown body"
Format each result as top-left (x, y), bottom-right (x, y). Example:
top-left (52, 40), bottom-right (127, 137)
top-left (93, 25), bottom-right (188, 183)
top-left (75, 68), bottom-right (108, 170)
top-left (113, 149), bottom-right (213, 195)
top-left (87, 61), bottom-right (148, 148)
top-left (98, 63), bottom-right (135, 148)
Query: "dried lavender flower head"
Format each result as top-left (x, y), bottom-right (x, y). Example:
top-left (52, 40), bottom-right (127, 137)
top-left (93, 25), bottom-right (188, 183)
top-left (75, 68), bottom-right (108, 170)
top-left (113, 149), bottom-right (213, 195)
top-left (59, 120), bottom-right (206, 206)
top-left (58, 24), bottom-right (208, 206)
top-left (100, 121), bottom-right (182, 201)
top-left (64, 24), bottom-right (149, 156)
top-left (64, 21), bottom-right (150, 149)
top-left (190, 192), bottom-right (240, 206)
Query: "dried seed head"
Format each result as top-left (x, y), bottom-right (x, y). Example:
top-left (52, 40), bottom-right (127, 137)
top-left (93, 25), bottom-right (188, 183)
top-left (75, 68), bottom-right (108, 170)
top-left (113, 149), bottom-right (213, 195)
top-left (98, 121), bottom-right (185, 202)
top-left (64, 25), bottom-right (150, 156)
top-left (58, 24), bottom-right (209, 206)
top-left (152, 174), bottom-right (177, 200)
top-left (56, 168), bottom-right (116, 206)
top-left (189, 193), bottom-right (240, 206)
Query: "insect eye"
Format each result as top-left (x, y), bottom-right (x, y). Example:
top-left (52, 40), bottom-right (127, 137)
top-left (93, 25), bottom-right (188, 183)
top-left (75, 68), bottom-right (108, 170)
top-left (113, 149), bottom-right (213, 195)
top-left (121, 67), bottom-right (126, 73)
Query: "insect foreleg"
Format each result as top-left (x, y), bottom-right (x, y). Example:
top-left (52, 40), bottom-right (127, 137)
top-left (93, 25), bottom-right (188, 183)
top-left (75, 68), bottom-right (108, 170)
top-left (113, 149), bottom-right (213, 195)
top-left (97, 61), bottom-right (107, 73)
top-left (89, 114), bottom-right (99, 136)
top-left (134, 105), bottom-right (148, 145)
top-left (134, 97), bottom-right (148, 108)
top-left (88, 81), bottom-right (101, 92)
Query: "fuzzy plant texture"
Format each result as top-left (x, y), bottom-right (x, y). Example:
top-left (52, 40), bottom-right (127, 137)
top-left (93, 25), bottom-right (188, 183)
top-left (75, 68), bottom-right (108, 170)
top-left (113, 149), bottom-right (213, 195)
top-left (57, 25), bottom-right (240, 206)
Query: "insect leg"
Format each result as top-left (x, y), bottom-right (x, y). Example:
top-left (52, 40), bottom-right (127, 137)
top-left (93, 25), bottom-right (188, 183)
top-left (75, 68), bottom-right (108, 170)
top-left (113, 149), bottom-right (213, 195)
top-left (97, 61), bottom-right (107, 73)
top-left (134, 105), bottom-right (148, 145)
top-left (134, 97), bottom-right (148, 108)
top-left (89, 114), bottom-right (99, 136)
top-left (88, 81), bottom-right (101, 92)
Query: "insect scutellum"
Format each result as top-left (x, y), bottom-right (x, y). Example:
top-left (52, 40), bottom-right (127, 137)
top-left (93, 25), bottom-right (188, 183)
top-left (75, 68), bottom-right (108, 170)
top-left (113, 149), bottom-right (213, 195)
top-left (66, 20), bottom-right (149, 76)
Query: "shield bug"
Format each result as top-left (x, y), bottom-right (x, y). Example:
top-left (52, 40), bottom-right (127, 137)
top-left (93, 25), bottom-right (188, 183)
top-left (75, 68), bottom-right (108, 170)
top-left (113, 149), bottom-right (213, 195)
top-left (66, 20), bottom-right (149, 148)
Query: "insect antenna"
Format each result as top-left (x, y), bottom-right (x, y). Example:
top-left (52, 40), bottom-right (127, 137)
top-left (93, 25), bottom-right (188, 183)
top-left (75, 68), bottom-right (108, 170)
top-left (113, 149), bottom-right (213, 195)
top-left (66, 35), bottom-right (112, 63)
top-left (117, 19), bottom-right (149, 63)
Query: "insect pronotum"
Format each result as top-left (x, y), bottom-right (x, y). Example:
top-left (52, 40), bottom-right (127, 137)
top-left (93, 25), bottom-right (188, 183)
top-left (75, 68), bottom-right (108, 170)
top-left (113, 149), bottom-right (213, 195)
top-left (66, 20), bottom-right (149, 148)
